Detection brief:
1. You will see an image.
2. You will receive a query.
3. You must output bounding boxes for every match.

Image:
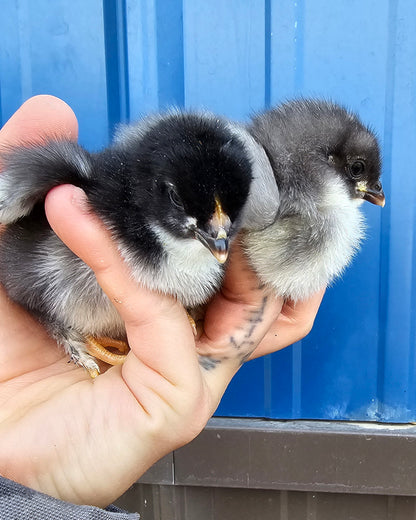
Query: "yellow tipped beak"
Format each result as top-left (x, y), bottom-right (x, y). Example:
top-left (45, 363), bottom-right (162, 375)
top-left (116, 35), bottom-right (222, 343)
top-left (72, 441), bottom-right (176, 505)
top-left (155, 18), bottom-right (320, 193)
top-left (209, 238), bottom-right (229, 264)
top-left (210, 198), bottom-right (231, 262)
top-left (356, 181), bottom-right (386, 207)
top-left (194, 198), bottom-right (231, 264)
top-left (212, 197), bottom-right (231, 240)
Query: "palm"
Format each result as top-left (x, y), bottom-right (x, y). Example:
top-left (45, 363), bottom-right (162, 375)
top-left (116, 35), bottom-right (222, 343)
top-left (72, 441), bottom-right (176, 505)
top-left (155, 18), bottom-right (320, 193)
top-left (0, 295), bottom-right (204, 507)
top-left (0, 261), bottom-right (279, 507)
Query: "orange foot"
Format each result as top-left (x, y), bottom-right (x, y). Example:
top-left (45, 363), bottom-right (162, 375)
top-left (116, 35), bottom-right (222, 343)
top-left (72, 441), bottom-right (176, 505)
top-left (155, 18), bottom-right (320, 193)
top-left (86, 335), bottom-right (130, 376)
top-left (187, 312), bottom-right (198, 336)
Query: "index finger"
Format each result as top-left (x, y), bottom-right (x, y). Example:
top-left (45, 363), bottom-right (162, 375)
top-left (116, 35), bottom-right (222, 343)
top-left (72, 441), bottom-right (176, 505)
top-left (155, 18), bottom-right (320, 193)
top-left (44, 184), bottom-right (201, 386)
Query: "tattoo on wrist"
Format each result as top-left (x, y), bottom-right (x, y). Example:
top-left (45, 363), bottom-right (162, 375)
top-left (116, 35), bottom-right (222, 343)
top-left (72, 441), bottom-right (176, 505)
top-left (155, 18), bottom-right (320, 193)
top-left (198, 356), bottom-right (224, 371)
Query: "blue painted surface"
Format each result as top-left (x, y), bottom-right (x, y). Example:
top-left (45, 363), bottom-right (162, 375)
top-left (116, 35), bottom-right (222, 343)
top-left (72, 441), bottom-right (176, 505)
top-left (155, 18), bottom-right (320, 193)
top-left (0, 0), bottom-right (415, 422)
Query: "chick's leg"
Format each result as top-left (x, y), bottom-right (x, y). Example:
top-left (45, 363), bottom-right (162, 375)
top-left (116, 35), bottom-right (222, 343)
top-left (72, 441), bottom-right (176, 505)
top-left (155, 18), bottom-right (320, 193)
top-left (187, 312), bottom-right (198, 336)
top-left (187, 305), bottom-right (209, 338)
top-left (86, 335), bottom-right (129, 371)
top-left (92, 336), bottom-right (130, 354)
top-left (51, 327), bottom-right (101, 378)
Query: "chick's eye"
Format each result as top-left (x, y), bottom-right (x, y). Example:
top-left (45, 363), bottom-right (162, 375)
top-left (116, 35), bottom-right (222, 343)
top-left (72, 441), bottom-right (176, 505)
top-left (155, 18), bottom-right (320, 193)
top-left (349, 160), bottom-right (365, 178)
top-left (168, 186), bottom-right (183, 209)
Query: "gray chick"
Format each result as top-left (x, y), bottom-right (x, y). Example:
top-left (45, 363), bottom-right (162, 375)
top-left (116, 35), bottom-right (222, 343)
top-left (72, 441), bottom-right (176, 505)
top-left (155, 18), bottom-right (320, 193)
top-left (241, 99), bottom-right (385, 301)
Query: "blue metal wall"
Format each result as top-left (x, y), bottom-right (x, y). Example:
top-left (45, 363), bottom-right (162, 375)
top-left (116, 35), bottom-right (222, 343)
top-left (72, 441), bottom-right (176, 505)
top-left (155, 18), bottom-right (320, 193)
top-left (1, 0), bottom-right (415, 422)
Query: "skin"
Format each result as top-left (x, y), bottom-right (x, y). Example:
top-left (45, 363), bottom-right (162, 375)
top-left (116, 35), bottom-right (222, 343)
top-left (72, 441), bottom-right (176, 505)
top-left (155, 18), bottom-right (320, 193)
top-left (0, 96), bottom-right (324, 508)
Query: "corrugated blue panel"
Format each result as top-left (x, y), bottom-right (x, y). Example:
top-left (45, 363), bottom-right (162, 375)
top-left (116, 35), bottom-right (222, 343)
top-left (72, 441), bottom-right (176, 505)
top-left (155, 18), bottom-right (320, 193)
top-left (1, 0), bottom-right (415, 422)
top-left (379, 0), bottom-right (416, 420)
top-left (123, 0), bottom-right (185, 117)
top-left (280, 0), bottom-right (390, 420)
top-left (182, 0), bottom-right (267, 117)
top-left (0, 0), bottom-right (109, 149)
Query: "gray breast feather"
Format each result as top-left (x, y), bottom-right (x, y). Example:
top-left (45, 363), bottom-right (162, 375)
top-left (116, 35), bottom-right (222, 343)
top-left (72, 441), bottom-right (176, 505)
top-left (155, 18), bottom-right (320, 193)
top-left (1, 232), bottom-right (125, 338)
top-left (118, 224), bottom-right (224, 308)
top-left (2, 223), bottom-right (223, 331)
top-left (242, 179), bottom-right (365, 301)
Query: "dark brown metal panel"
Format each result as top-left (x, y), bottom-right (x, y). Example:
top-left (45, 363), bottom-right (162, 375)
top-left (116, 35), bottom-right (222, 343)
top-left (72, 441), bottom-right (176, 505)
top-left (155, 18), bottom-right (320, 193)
top-left (137, 453), bottom-right (174, 485)
top-left (183, 487), bottom-right (287, 520)
top-left (114, 484), bottom-right (149, 517)
top-left (116, 483), bottom-right (182, 519)
top-left (173, 419), bottom-right (416, 495)
top-left (116, 486), bottom-right (416, 520)
top-left (115, 420), bottom-right (416, 518)
top-left (311, 492), bottom-right (389, 520)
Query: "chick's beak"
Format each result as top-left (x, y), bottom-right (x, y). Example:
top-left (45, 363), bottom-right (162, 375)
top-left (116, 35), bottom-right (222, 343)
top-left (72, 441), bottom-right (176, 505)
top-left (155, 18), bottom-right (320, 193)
top-left (194, 198), bottom-right (231, 264)
top-left (356, 181), bottom-right (386, 207)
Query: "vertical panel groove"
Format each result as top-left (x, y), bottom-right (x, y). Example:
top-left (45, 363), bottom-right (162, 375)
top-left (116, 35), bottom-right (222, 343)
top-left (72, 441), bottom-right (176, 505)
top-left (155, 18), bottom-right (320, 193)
top-left (294, 0), bottom-right (305, 94)
top-left (292, 342), bottom-right (302, 417)
top-left (306, 491), bottom-right (317, 520)
top-left (17, 0), bottom-right (32, 101)
top-left (263, 355), bottom-right (272, 417)
top-left (410, 204), bottom-right (416, 401)
top-left (155, 0), bottom-right (184, 108)
top-left (264, 0), bottom-right (271, 108)
top-left (103, 0), bottom-right (130, 136)
top-left (376, 0), bottom-right (398, 419)
top-left (280, 489), bottom-right (289, 520)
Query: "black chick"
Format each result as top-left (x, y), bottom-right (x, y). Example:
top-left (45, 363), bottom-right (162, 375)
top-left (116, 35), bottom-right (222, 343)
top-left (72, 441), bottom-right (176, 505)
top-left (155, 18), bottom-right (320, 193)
top-left (242, 99), bottom-right (385, 301)
top-left (0, 111), bottom-right (254, 375)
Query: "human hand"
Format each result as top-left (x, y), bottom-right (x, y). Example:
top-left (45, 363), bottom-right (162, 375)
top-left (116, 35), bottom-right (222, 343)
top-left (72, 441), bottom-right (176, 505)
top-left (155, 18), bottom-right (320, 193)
top-left (0, 96), bottom-right (323, 507)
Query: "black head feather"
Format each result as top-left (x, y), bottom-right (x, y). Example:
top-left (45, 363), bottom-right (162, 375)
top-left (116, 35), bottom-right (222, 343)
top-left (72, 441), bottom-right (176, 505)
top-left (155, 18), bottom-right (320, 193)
top-left (249, 99), bottom-right (384, 209)
top-left (86, 112), bottom-right (253, 261)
